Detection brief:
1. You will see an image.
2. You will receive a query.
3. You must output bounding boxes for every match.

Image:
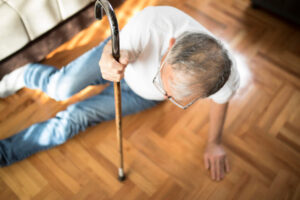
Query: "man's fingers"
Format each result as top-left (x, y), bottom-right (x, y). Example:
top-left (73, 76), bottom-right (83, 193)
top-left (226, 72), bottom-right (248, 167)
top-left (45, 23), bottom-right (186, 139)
top-left (102, 59), bottom-right (125, 81)
top-left (105, 75), bottom-right (123, 82)
top-left (102, 72), bottom-right (124, 82)
top-left (225, 157), bottom-right (230, 173)
top-left (102, 69), bottom-right (122, 79)
top-left (112, 73), bottom-right (124, 82)
top-left (111, 67), bottom-right (124, 75)
top-left (216, 158), bottom-right (220, 181)
top-left (210, 158), bottom-right (216, 180)
top-left (111, 59), bottom-right (126, 70)
top-left (119, 55), bottom-right (129, 65)
top-left (220, 158), bottom-right (225, 179)
top-left (204, 155), bottom-right (210, 170)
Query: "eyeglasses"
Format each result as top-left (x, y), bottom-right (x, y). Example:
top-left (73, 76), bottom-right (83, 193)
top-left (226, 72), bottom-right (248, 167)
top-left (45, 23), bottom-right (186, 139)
top-left (152, 51), bottom-right (201, 109)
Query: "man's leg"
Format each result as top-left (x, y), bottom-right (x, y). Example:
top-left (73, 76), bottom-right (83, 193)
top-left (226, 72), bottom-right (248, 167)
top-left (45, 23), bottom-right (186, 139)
top-left (0, 37), bottom-right (111, 100)
top-left (0, 79), bottom-right (162, 166)
top-left (24, 37), bottom-right (111, 101)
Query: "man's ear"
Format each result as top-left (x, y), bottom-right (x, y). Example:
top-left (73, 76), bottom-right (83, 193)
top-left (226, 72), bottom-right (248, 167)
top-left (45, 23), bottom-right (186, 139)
top-left (168, 38), bottom-right (176, 50)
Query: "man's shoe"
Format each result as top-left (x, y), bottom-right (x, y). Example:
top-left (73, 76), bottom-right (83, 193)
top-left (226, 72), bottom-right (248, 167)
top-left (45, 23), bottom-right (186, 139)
top-left (0, 66), bottom-right (27, 98)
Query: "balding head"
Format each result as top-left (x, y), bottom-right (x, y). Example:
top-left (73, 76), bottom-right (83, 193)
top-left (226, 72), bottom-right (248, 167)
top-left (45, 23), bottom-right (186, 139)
top-left (165, 32), bottom-right (232, 102)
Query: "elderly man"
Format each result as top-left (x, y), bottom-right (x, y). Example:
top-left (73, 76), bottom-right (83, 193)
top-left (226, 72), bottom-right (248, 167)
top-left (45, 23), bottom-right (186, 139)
top-left (0, 6), bottom-right (239, 181)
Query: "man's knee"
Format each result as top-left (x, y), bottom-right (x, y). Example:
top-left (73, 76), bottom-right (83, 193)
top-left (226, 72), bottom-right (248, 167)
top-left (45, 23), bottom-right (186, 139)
top-left (56, 105), bottom-right (89, 131)
top-left (47, 81), bottom-right (78, 101)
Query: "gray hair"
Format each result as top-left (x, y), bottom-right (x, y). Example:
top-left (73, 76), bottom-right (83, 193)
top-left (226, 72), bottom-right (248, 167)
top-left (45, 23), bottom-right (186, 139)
top-left (166, 31), bottom-right (231, 100)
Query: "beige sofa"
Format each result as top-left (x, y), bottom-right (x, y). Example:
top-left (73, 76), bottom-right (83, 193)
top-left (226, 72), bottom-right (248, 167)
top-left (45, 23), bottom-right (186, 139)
top-left (0, 0), bottom-right (94, 61)
top-left (0, 0), bottom-right (122, 79)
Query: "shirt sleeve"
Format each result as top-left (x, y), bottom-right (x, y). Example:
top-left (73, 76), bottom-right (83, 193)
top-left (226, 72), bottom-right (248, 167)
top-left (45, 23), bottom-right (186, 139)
top-left (119, 7), bottom-right (152, 62)
top-left (208, 51), bottom-right (240, 104)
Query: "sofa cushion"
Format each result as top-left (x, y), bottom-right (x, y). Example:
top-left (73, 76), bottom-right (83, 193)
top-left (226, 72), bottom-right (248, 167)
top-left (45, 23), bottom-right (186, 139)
top-left (5, 0), bottom-right (62, 40)
top-left (0, 0), bottom-right (94, 61)
top-left (0, 0), bottom-right (30, 60)
top-left (58, 0), bottom-right (92, 20)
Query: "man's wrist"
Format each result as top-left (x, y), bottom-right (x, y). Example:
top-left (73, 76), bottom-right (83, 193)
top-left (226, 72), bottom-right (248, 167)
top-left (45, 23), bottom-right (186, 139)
top-left (207, 134), bottom-right (222, 145)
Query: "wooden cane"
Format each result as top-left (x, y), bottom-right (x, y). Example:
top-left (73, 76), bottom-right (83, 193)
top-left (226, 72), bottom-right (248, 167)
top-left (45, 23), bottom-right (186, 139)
top-left (95, 0), bottom-right (126, 181)
top-left (113, 82), bottom-right (125, 181)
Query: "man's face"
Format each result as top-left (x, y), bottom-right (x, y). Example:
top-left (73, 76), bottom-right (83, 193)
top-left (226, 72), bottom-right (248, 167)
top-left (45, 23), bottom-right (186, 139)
top-left (160, 61), bottom-right (203, 107)
top-left (160, 63), bottom-right (174, 99)
top-left (158, 38), bottom-right (204, 109)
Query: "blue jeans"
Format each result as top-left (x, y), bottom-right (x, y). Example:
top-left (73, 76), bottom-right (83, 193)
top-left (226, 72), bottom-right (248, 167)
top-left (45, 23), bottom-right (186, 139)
top-left (0, 37), bottom-right (162, 167)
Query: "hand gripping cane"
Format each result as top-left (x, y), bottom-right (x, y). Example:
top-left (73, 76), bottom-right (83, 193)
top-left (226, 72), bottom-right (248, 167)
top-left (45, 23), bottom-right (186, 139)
top-left (95, 0), bottom-right (126, 182)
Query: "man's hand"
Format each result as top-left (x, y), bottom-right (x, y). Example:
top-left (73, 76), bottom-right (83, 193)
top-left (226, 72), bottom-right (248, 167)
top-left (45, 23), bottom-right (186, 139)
top-left (99, 41), bottom-right (130, 82)
top-left (206, 100), bottom-right (229, 181)
top-left (204, 142), bottom-right (230, 181)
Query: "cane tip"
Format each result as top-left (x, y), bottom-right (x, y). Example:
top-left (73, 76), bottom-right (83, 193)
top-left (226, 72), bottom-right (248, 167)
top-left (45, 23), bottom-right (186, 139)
top-left (118, 174), bottom-right (126, 182)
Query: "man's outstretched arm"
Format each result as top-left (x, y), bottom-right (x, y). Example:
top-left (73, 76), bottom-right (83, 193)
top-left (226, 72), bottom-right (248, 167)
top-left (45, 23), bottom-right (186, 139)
top-left (203, 100), bottom-right (230, 181)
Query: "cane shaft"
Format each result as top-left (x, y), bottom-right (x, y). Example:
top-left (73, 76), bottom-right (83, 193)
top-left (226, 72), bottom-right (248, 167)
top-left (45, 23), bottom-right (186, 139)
top-left (113, 82), bottom-right (124, 170)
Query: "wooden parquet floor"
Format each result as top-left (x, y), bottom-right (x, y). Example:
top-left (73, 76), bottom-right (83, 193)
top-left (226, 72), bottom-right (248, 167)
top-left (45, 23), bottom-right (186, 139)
top-left (1, 0), bottom-right (300, 199)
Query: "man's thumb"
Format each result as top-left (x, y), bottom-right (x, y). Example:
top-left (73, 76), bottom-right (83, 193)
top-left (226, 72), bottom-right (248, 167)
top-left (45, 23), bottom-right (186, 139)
top-left (119, 51), bottom-right (129, 65)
